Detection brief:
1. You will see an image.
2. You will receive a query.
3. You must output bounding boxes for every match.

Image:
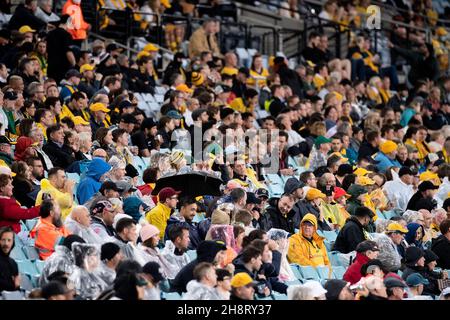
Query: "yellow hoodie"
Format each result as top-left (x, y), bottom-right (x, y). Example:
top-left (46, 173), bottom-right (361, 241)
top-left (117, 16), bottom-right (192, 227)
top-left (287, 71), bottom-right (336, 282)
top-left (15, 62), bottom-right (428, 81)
top-left (287, 213), bottom-right (330, 267)
top-left (36, 179), bottom-right (74, 220)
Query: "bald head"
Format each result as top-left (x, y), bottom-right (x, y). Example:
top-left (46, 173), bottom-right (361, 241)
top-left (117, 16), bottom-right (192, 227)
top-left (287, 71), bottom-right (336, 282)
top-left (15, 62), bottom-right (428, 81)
top-left (71, 205), bottom-right (91, 227)
top-left (419, 209), bottom-right (432, 228)
top-left (93, 148), bottom-right (107, 159)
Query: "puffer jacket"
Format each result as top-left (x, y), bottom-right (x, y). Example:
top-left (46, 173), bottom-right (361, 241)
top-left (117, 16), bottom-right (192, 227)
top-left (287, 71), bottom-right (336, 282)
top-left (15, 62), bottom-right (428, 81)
top-left (287, 213), bottom-right (330, 267)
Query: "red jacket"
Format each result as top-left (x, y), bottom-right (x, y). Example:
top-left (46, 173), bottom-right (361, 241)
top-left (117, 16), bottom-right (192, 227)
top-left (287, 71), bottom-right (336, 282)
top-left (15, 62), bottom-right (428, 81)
top-left (343, 252), bottom-right (370, 284)
top-left (0, 197), bottom-right (40, 233)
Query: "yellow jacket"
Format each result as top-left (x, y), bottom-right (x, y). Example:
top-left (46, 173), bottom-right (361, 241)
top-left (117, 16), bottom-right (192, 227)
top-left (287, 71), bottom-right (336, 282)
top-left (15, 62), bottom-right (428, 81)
top-left (146, 202), bottom-right (172, 238)
top-left (405, 138), bottom-right (430, 162)
top-left (287, 214), bottom-right (330, 267)
top-left (247, 68), bottom-right (269, 88)
top-left (36, 179), bottom-right (74, 220)
top-left (60, 104), bottom-right (91, 122)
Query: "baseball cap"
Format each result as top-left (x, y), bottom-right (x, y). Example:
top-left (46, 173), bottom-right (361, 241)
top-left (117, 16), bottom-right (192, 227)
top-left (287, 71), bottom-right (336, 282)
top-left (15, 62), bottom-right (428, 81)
top-left (80, 64), bottom-right (95, 73)
top-left (0, 136), bottom-right (16, 145)
top-left (246, 192), bottom-right (261, 205)
top-left (314, 136), bottom-right (332, 147)
top-left (91, 200), bottom-right (116, 215)
top-left (175, 84), bottom-right (193, 94)
top-left (4, 91), bottom-right (18, 101)
top-left (284, 177), bottom-right (305, 194)
top-left (115, 180), bottom-right (137, 194)
top-left (65, 69), bottom-right (82, 79)
top-left (18, 25), bottom-right (36, 34)
top-left (333, 187), bottom-right (350, 200)
top-left (144, 43), bottom-right (159, 52)
top-left (353, 167), bottom-right (372, 176)
top-left (73, 116), bottom-right (89, 126)
top-left (142, 262), bottom-right (165, 283)
top-left (90, 102), bottom-right (110, 113)
top-left (356, 240), bottom-right (380, 253)
top-left (255, 188), bottom-right (269, 199)
top-left (140, 224), bottom-right (160, 242)
top-left (337, 164), bottom-right (353, 176)
top-left (118, 100), bottom-right (134, 110)
top-left (141, 117), bottom-right (158, 130)
top-left (356, 175), bottom-right (375, 186)
top-left (384, 277), bottom-right (407, 289)
top-left (231, 272), bottom-right (258, 288)
top-left (158, 187), bottom-right (181, 203)
top-left (399, 167), bottom-right (413, 177)
top-left (406, 273), bottom-right (429, 287)
top-left (380, 140), bottom-right (398, 154)
top-left (323, 279), bottom-right (350, 300)
top-left (418, 180), bottom-right (439, 192)
top-left (385, 222), bottom-right (408, 234)
top-left (100, 242), bottom-right (121, 261)
top-left (120, 114), bottom-right (137, 124)
top-left (305, 188), bottom-right (326, 201)
top-left (419, 171), bottom-right (440, 183)
top-left (166, 110), bottom-right (183, 120)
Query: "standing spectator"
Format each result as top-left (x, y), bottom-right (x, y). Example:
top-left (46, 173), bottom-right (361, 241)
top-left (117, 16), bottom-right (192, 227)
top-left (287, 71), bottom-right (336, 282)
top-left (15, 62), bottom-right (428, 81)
top-left (30, 199), bottom-right (71, 260)
top-left (62, 0), bottom-right (90, 43)
top-left (188, 19), bottom-right (221, 59)
top-left (0, 226), bottom-right (20, 292)
top-left (34, 0), bottom-right (60, 24)
top-left (46, 14), bottom-right (76, 83)
top-left (8, 0), bottom-right (46, 32)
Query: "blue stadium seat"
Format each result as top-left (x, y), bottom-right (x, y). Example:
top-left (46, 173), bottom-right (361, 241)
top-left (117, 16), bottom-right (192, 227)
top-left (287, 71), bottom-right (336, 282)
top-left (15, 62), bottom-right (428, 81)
top-left (316, 266), bottom-right (334, 280)
top-left (376, 210), bottom-right (386, 220)
top-left (1, 291), bottom-right (25, 300)
top-left (22, 246), bottom-right (39, 260)
top-left (383, 211), bottom-right (398, 220)
top-left (20, 274), bottom-right (34, 291)
top-left (10, 247), bottom-right (26, 261)
top-left (20, 220), bottom-right (28, 232)
top-left (316, 230), bottom-right (325, 238)
top-left (299, 266), bottom-right (320, 281)
top-left (289, 264), bottom-right (303, 280)
top-left (164, 292), bottom-right (182, 300)
top-left (255, 295), bottom-right (273, 300)
top-left (16, 260), bottom-right (39, 277)
top-left (66, 172), bottom-right (80, 183)
top-left (272, 293), bottom-right (288, 300)
top-left (25, 219), bottom-right (38, 232)
top-left (324, 240), bottom-right (332, 252)
top-left (327, 251), bottom-right (341, 266)
top-left (186, 250), bottom-right (197, 261)
top-left (323, 231), bottom-right (337, 242)
top-left (332, 266), bottom-right (346, 279)
top-left (14, 234), bottom-right (24, 247)
top-left (34, 260), bottom-right (45, 273)
top-left (285, 279), bottom-right (302, 285)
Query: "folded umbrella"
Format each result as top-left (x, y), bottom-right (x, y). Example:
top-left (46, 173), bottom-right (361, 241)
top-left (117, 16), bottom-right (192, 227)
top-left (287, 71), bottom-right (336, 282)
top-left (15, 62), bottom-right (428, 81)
top-left (151, 171), bottom-right (223, 198)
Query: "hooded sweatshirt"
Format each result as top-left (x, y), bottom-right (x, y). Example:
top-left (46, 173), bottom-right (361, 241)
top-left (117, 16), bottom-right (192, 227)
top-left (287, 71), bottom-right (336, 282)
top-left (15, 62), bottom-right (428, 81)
top-left (77, 158), bottom-right (111, 205)
top-left (287, 213), bottom-right (330, 267)
top-left (170, 240), bottom-right (227, 293)
top-left (0, 239), bottom-right (18, 292)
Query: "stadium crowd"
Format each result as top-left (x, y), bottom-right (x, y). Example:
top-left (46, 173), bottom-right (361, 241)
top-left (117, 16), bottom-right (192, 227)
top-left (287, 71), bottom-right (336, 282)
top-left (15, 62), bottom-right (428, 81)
top-left (0, 0), bottom-right (450, 301)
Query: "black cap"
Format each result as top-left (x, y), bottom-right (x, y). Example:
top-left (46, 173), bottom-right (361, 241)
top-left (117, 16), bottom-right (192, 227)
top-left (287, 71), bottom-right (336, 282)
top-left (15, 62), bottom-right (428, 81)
top-left (284, 177), bottom-right (305, 194)
top-left (246, 192), bottom-right (261, 205)
top-left (120, 114), bottom-right (137, 124)
top-left (424, 249), bottom-right (439, 264)
top-left (324, 279), bottom-right (349, 300)
top-left (418, 181), bottom-right (439, 192)
top-left (141, 117), bottom-right (158, 130)
top-left (337, 164), bottom-right (354, 176)
top-left (100, 242), bottom-right (121, 261)
top-left (65, 69), bottom-right (82, 79)
top-left (384, 277), bottom-right (407, 289)
top-left (354, 206), bottom-right (375, 218)
top-left (220, 108), bottom-right (235, 120)
top-left (4, 91), bottom-right (18, 101)
top-left (125, 164), bottom-right (139, 178)
top-left (356, 240), bottom-right (380, 253)
top-left (142, 261), bottom-right (165, 283)
top-left (106, 43), bottom-right (123, 52)
top-left (0, 135), bottom-right (16, 145)
top-left (99, 181), bottom-right (119, 193)
top-left (255, 188), bottom-right (269, 199)
top-left (238, 67), bottom-right (250, 77)
top-left (118, 100), bottom-right (134, 110)
top-left (405, 246), bottom-right (424, 264)
top-left (399, 167), bottom-right (413, 177)
top-left (416, 198), bottom-right (437, 211)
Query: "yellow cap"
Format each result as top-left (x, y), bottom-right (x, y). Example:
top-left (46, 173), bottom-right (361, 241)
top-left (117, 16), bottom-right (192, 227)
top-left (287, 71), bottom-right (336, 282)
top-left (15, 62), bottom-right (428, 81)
top-left (231, 273), bottom-right (257, 288)
top-left (436, 27), bottom-right (448, 37)
top-left (357, 176), bottom-right (375, 186)
top-left (306, 60), bottom-right (316, 68)
top-left (306, 188), bottom-right (326, 201)
top-left (89, 103), bottom-right (110, 113)
top-left (19, 25), bottom-right (36, 34)
top-left (380, 140), bottom-right (398, 154)
top-left (160, 0), bottom-right (172, 8)
top-left (80, 64), bottom-right (95, 73)
top-left (329, 151), bottom-right (348, 163)
top-left (73, 116), bottom-right (89, 126)
top-left (385, 222), bottom-right (408, 234)
top-left (136, 50), bottom-right (151, 60)
top-left (143, 43), bottom-right (159, 52)
top-left (419, 171), bottom-right (440, 183)
top-left (175, 84), bottom-right (193, 94)
top-left (191, 72), bottom-right (204, 86)
top-left (221, 66), bottom-right (238, 76)
top-left (353, 167), bottom-right (372, 176)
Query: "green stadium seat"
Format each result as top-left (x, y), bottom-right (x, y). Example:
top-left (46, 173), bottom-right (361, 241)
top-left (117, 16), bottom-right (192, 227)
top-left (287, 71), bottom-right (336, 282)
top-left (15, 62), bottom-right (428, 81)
top-left (327, 251), bottom-right (341, 266)
top-left (255, 295), bottom-right (273, 300)
top-left (383, 211), bottom-right (398, 220)
top-left (332, 266), bottom-right (346, 279)
top-left (164, 292), bottom-right (182, 300)
top-left (186, 250), bottom-right (197, 261)
top-left (324, 240), bottom-right (332, 251)
top-left (299, 266), bottom-right (320, 281)
top-left (285, 279), bottom-right (302, 285)
top-left (35, 260), bottom-right (45, 273)
top-left (323, 231), bottom-right (337, 242)
top-left (25, 219), bottom-right (38, 232)
top-left (66, 172), bottom-right (80, 183)
top-left (272, 293), bottom-right (288, 300)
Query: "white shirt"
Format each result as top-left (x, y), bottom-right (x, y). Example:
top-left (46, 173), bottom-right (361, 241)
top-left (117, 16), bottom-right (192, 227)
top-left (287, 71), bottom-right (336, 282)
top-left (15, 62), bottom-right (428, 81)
top-left (183, 109), bottom-right (193, 127)
top-left (0, 108), bottom-right (8, 135)
top-left (286, 129), bottom-right (305, 147)
top-left (383, 178), bottom-right (414, 212)
top-left (435, 177), bottom-right (450, 208)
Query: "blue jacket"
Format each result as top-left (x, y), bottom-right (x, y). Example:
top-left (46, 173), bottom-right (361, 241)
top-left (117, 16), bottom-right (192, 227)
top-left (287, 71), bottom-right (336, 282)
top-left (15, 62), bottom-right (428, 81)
top-left (165, 214), bottom-right (203, 250)
top-left (374, 152), bottom-right (401, 173)
top-left (76, 158), bottom-right (111, 204)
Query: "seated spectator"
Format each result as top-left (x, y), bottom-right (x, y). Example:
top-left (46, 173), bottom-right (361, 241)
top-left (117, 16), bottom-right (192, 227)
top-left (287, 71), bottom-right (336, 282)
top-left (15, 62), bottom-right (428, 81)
top-left (373, 222), bottom-right (407, 272)
top-left (146, 187), bottom-right (180, 238)
top-left (404, 273), bottom-right (433, 300)
top-left (112, 217), bottom-right (138, 260)
top-left (183, 262), bottom-right (222, 300)
top-left (384, 277), bottom-right (407, 300)
top-left (96, 242), bottom-right (122, 287)
top-left (0, 226), bottom-right (20, 292)
top-left (159, 224), bottom-right (191, 280)
top-left (90, 199), bottom-right (118, 241)
top-left (323, 279), bottom-right (355, 300)
top-left (42, 124), bottom-right (77, 169)
top-left (261, 193), bottom-right (296, 233)
top-left (343, 240), bottom-right (380, 284)
top-left (64, 206), bottom-right (103, 244)
top-left (77, 158), bottom-right (111, 205)
top-left (30, 199), bottom-right (71, 260)
top-left (431, 219), bottom-right (450, 269)
top-left (287, 214), bottom-right (330, 267)
top-left (230, 272), bottom-right (257, 301)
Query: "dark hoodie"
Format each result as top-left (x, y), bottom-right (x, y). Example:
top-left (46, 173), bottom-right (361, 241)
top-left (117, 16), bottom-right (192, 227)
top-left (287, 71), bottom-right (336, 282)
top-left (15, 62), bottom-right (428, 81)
top-left (0, 230), bottom-right (19, 292)
top-left (333, 216), bottom-right (367, 254)
top-left (170, 240), bottom-right (227, 293)
top-left (261, 197), bottom-right (297, 234)
top-left (431, 234), bottom-right (450, 269)
top-left (76, 158), bottom-right (112, 205)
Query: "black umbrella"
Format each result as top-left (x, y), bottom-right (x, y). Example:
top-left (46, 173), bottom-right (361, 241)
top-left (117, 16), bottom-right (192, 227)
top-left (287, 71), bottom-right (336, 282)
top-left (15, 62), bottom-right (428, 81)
top-left (151, 171), bottom-right (223, 198)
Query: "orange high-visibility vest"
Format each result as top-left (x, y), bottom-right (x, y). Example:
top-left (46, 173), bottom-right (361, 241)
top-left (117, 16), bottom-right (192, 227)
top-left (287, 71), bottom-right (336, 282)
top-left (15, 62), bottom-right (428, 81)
top-left (63, 0), bottom-right (90, 40)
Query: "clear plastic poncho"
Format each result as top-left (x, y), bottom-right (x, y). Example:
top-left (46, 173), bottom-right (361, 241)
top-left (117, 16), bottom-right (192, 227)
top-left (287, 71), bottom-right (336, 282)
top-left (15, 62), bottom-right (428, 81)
top-left (160, 240), bottom-right (191, 279)
top-left (266, 228), bottom-right (296, 282)
top-left (69, 243), bottom-right (108, 300)
top-left (38, 245), bottom-right (75, 287)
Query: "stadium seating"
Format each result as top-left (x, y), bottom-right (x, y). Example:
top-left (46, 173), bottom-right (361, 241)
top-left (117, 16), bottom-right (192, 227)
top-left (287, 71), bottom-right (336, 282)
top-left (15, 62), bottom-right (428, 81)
top-left (20, 274), bottom-right (34, 292)
top-left (316, 266), bottom-right (334, 280)
top-left (186, 250), bottom-right (197, 261)
top-left (164, 292), bottom-right (182, 300)
top-left (1, 291), bottom-right (25, 300)
top-left (10, 247), bottom-right (27, 261)
top-left (289, 264), bottom-right (303, 280)
top-left (298, 266), bottom-right (320, 281)
top-left (25, 219), bottom-right (38, 231)
top-left (16, 260), bottom-right (39, 277)
top-left (272, 293), bottom-right (288, 300)
top-left (332, 266), bottom-right (346, 280)
top-left (34, 260), bottom-right (45, 273)
top-left (22, 246), bottom-right (39, 261)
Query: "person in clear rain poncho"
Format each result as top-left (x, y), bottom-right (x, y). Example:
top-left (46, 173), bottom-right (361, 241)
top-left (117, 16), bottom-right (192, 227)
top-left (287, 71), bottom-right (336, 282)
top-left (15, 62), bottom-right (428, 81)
top-left (69, 243), bottom-right (108, 300)
top-left (205, 224), bottom-right (237, 267)
top-left (38, 235), bottom-right (85, 287)
top-left (266, 228), bottom-right (297, 282)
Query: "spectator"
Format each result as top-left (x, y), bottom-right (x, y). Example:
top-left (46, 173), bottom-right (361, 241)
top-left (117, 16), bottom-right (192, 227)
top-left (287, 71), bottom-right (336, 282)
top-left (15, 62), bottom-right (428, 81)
top-left (343, 240), bottom-right (380, 284)
top-left (188, 19), bottom-right (221, 59)
top-left (112, 217), bottom-right (138, 260)
top-left (183, 262), bottom-right (222, 300)
top-left (384, 277), bottom-right (407, 300)
top-left (230, 272), bottom-right (257, 301)
top-left (323, 279), bottom-right (354, 300)
top-left (374, 222), bottom-right (407, 272)
top-left (0, 226), bottom-right (20, 292)
top-left (96, 242), bottom-right (122, 287)
top-left (8, 0), bottom-right (46, 32)
top-left (76, 158), bottom-right (111, 204)
top-left (159, 224), bottom-right (191, 280)
top-left (287, 214), bottom-right (330, 267)
top-left (64, 205), bottom-right (103, 244)
top-left (383, 167), bottom-right (415, 212)
top-left (30, 199), bottom-right (71, 260)
top-left (146, 187), bottom-right (180, 238)
top-left (431, 219), bottom-right (450, 269)
top-left (62, 0), bottom-right (90, 42)
top-left (90, 199), bottom-right (118, 241)
top-left (404, 273), bottom-right (433, 300)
